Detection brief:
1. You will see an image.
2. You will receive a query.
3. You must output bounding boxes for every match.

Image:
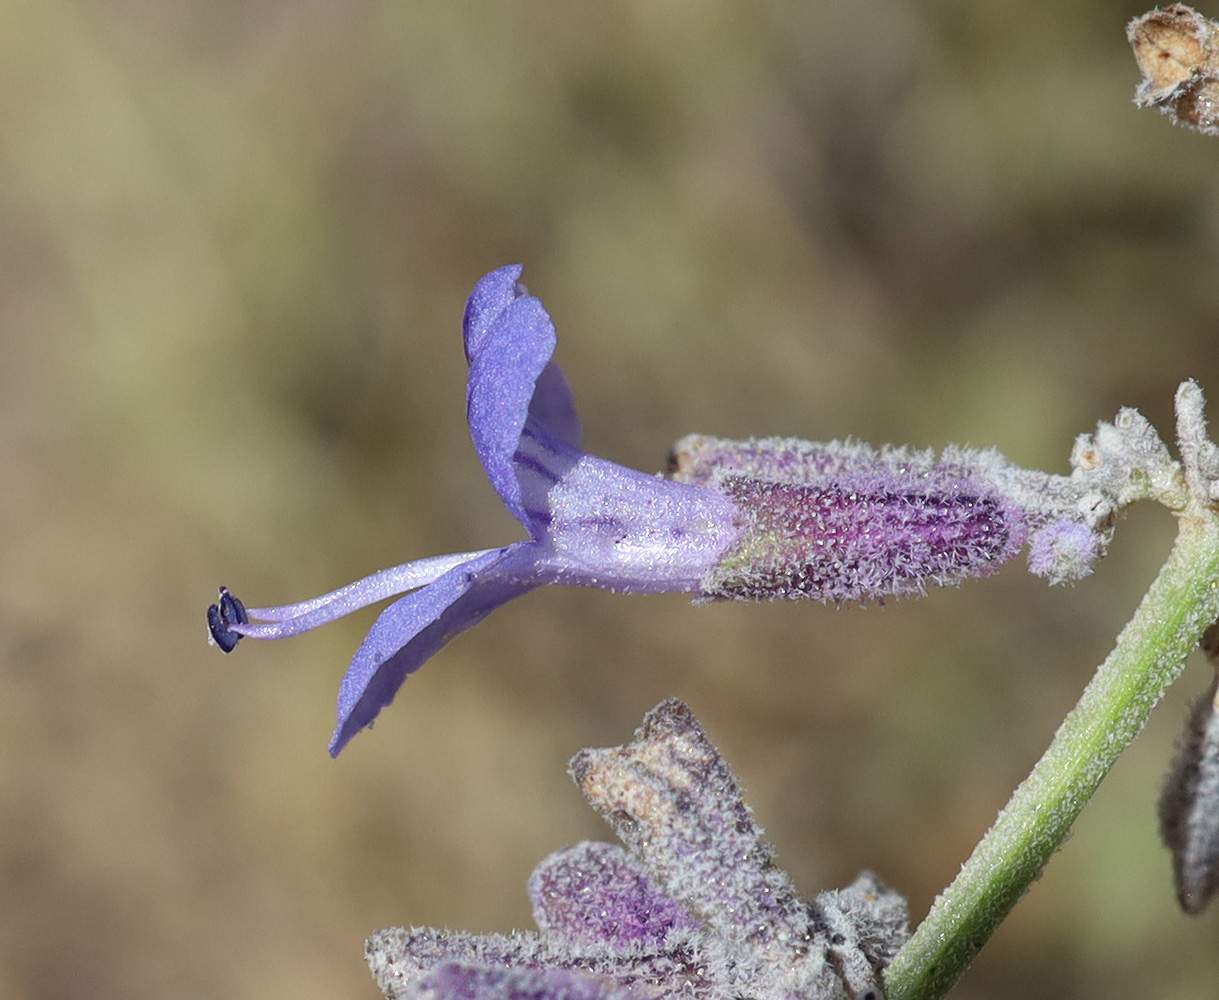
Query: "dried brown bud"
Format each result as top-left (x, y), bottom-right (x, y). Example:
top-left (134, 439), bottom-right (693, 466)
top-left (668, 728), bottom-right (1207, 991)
top-left (1128, 5), bottom-right (1219, 135)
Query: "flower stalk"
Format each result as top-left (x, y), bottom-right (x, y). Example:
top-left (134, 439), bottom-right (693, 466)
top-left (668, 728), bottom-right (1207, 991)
top-left (884, 441), bottom-right (1219, 999)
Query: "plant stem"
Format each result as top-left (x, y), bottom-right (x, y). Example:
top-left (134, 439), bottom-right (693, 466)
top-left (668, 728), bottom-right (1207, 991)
top-left (883, 508), bottom-right (1219, 1000)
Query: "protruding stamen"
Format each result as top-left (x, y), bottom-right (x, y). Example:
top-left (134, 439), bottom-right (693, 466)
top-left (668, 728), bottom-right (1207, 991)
top-left (243, 551), bottom-right (499, 623)
top-left (222, 549), bottom-right (507, 642)
top-left (207, 586), bottom-right (249, 653)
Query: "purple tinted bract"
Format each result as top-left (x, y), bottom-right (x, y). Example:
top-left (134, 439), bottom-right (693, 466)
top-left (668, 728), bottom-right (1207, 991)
top-left (365, 701), bottom-right (909, 1000)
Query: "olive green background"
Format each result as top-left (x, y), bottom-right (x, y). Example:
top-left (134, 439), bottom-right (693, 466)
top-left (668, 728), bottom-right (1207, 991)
top-left (4, 1), bottom-right (1219, 997)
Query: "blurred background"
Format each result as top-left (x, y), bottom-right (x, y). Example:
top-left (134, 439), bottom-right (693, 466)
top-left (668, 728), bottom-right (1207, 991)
top-left (3, 0), bottom-right (1219, 997)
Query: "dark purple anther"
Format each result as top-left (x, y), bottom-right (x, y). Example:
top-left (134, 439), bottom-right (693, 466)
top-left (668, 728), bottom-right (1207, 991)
top-left (207, 587), bottom-right (248, 653)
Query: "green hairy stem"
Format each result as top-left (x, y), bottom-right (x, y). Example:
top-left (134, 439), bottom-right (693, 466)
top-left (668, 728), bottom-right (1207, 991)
top-left (884, 506), bottom-right (1219, 1000)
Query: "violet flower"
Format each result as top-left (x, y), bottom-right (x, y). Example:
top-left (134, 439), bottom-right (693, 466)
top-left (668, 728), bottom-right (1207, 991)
top-left (365, 699), bottom-right (910, 1000)
top-left (210, 265), bottom-right (743, 755)
top-left (208, 266), bottom-right (1116, 755)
